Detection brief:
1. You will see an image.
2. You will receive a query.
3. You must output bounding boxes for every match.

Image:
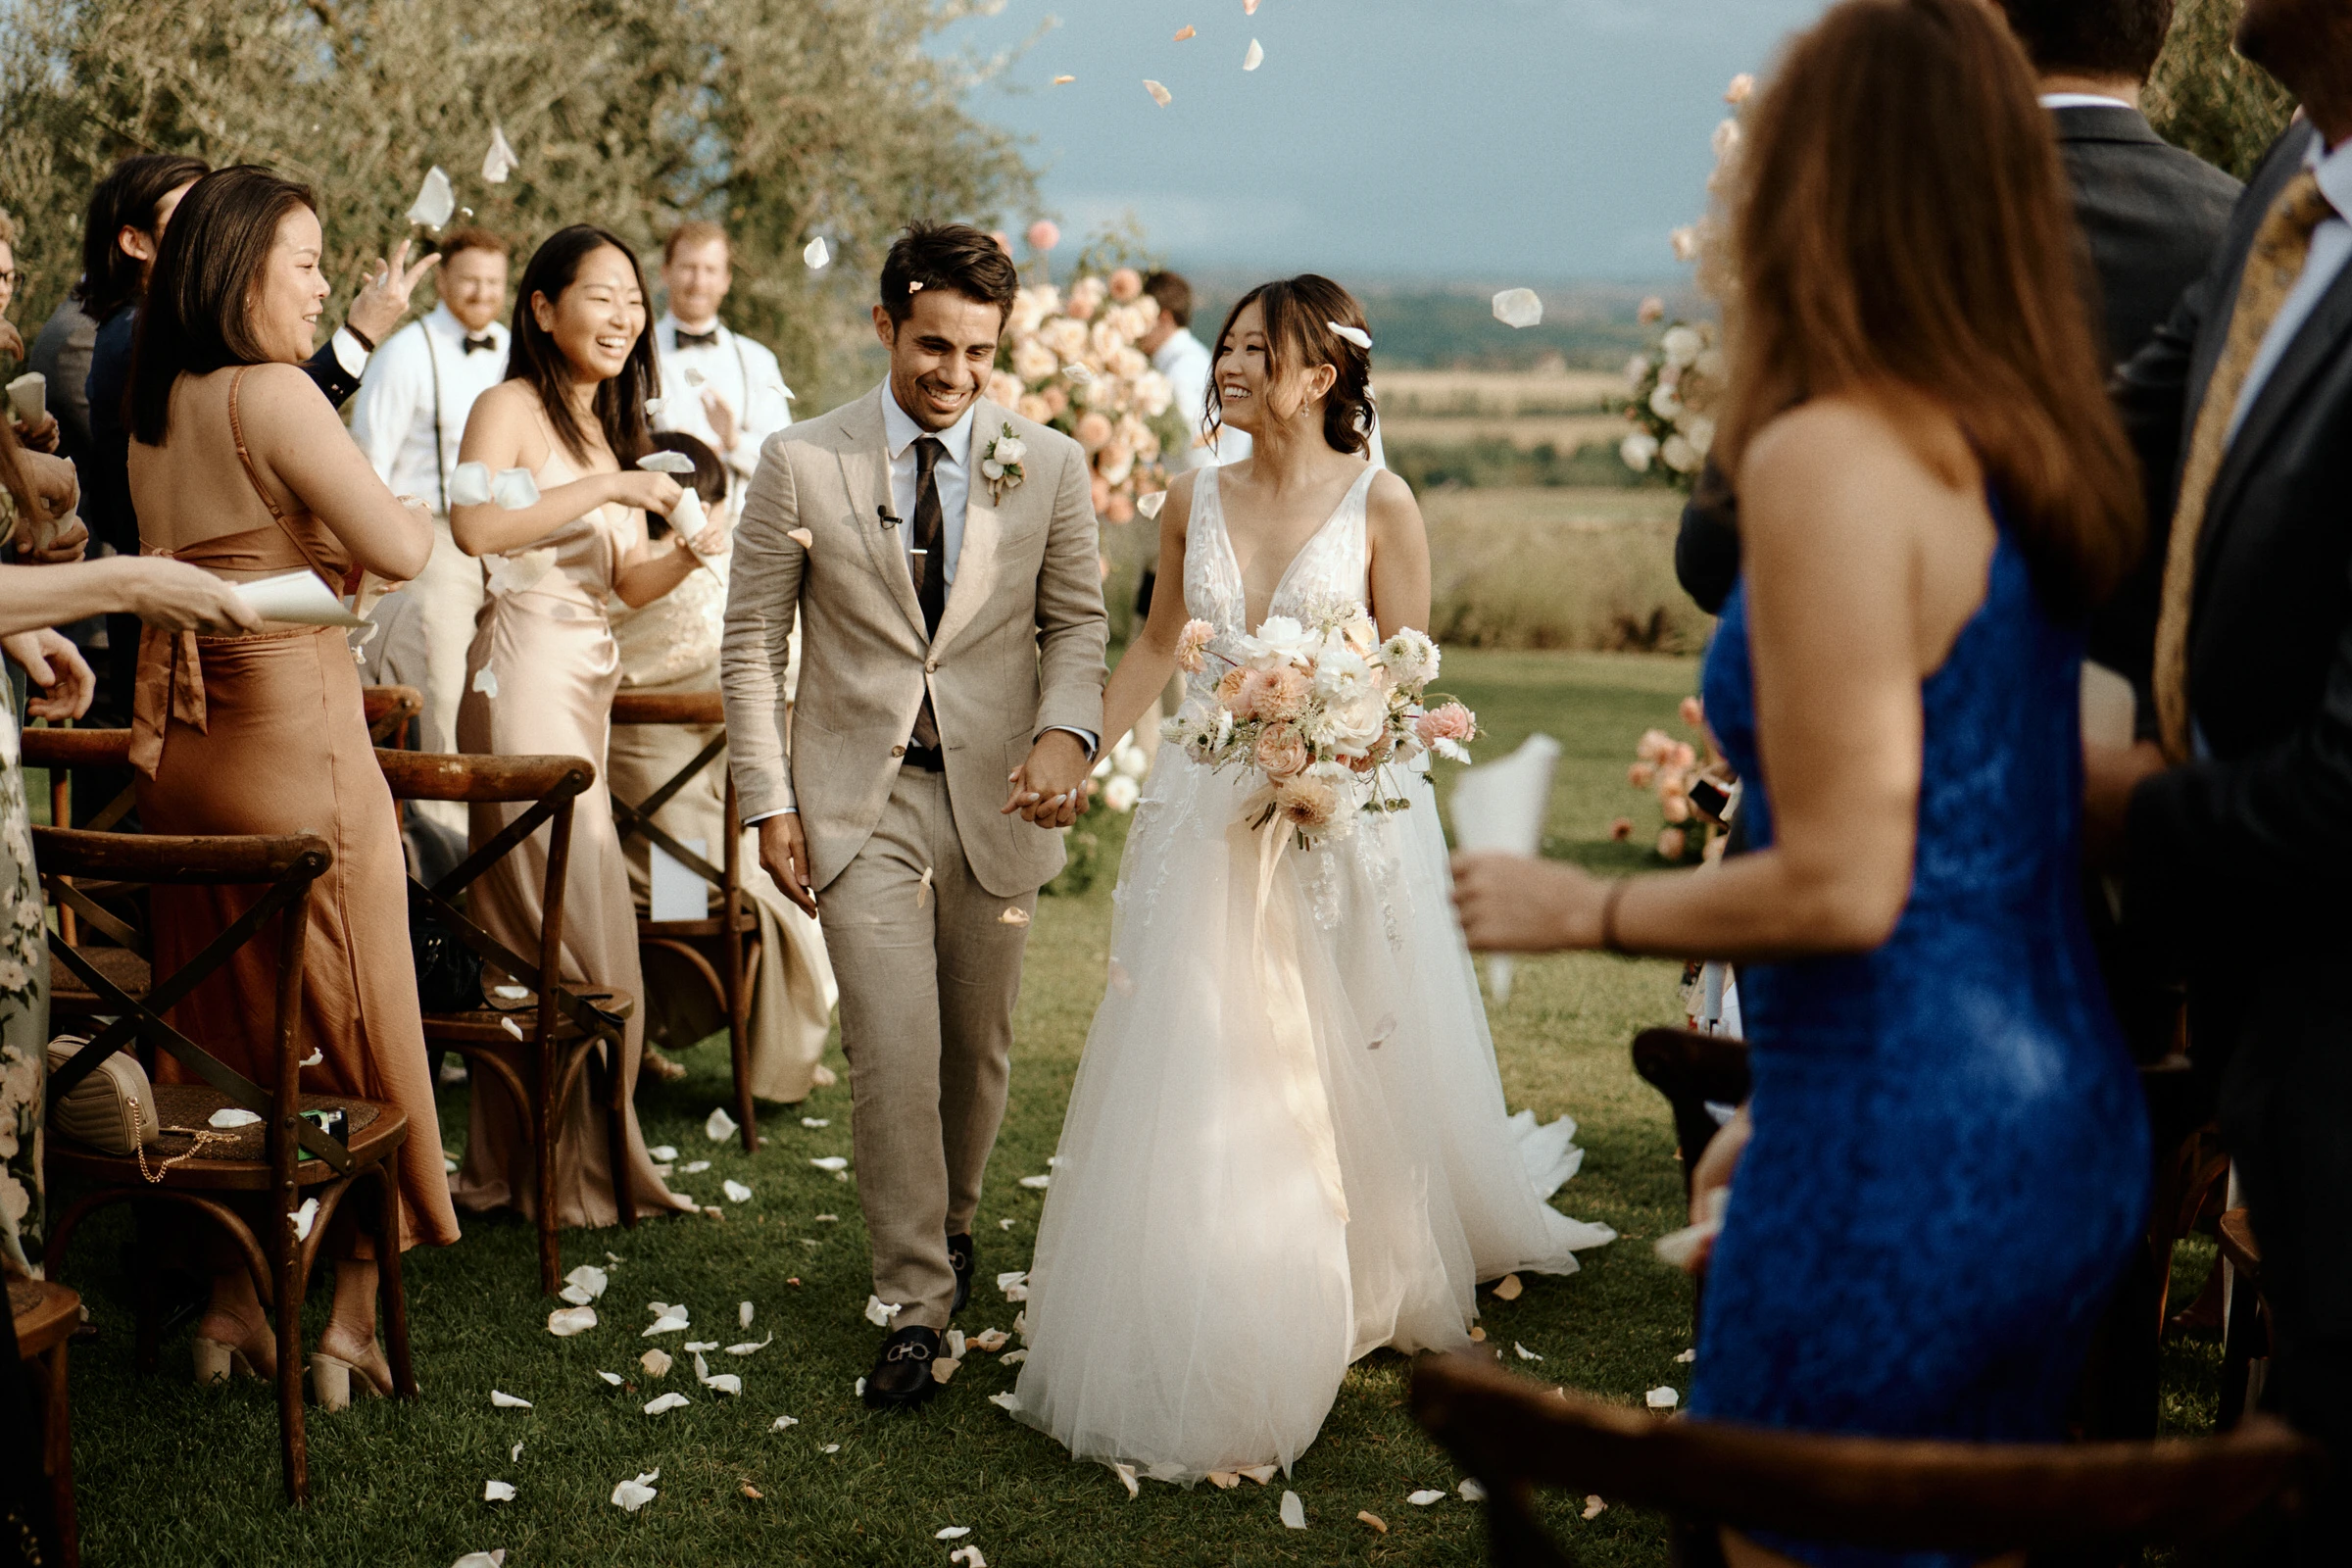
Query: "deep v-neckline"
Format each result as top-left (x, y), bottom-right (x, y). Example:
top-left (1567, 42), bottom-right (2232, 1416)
top-left (1211, 464), bottom-right (1376, 632)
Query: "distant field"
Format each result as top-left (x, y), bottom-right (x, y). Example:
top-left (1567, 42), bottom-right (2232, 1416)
top-left (1377, 368), bottom-right (1626, 417)
top-left (1383, 413), bottom-right (1630, 451)
top-left (1422, 487), bottom-right (1711, 654)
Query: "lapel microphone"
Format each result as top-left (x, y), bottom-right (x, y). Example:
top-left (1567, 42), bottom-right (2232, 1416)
top-left (877, 505), bottom-right (903, 531)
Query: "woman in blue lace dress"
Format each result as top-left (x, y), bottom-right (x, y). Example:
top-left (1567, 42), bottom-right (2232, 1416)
top-left (1453, 4), bottom-right (2151, 1564)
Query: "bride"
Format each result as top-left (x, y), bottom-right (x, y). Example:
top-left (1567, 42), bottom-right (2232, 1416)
top-left (1012, 274), bottom-right (1612, 1483)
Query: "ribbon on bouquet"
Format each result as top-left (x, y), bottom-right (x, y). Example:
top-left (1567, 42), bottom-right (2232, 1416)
top-left (1248, 814), bottom-right (1350, 1225)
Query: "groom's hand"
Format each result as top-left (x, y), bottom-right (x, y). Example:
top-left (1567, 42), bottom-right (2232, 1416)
top-left (1003, 730), bottom-right (1092, 828)
top-left (758, 813), bottom-right (819, 915)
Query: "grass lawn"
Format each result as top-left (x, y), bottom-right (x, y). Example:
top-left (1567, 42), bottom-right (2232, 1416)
top-left (45, 648), bottom-right (2223, 1566)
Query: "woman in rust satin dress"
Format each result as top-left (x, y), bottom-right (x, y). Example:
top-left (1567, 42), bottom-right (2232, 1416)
top-left (448, 225), bottom-right (721, 1226)
top-left (124, 167), bottom-right (456, 1406)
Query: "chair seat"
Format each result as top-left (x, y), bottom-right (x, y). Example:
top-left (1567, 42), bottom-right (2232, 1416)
top-left (2218, 1207), bottom-right (2261, 1281)
top-left (639, 912), bottom-right (758, 940)
top-left (47, 1083), bottom-right (406, 1191)
top-left (424, 987), bottom-right (637, 1045)
top-left (7, 1277), bottom-right (80, 1359)
top-left (48, 945), bottom-right (153, 1008)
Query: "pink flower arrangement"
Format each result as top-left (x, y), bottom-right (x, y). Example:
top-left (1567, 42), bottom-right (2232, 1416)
top-left (1254, 723), bottom-right (1309, 780)
top-left (1623, 698), bottom-right (1731, 863)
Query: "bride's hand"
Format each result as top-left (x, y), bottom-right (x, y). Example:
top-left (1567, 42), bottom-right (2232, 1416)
top-left (1449, 852), bottom-right (1607, 952)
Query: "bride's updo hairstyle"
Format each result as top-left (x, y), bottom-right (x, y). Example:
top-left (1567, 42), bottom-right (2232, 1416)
top-left (1714, 0), bottom-right (2140, 617)
top-left (1205, 274), bottom-right (1375, 458)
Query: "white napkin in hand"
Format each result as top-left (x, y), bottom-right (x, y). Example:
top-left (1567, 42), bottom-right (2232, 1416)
top-left (1447, 733), bottom-right (1562, 1004)
top-left (5, 372), bottom-right (44, 424)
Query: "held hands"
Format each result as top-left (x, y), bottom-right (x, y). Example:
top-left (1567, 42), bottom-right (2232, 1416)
top-left (2, 630), bottom-right (94, 721)
top-left (1449, 851), bottom-right (1608, 953)
top-left (1003, 730), bottom-right (1092, 828)
top-left (347, 240), bottom-right (440, 347)
top-left (758, 812), bottom-right (819, 917)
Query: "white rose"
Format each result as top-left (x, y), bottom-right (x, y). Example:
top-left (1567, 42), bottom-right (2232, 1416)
top-left (1134, 370), bottom-right (1173, 417)
top-left (1661, 325), bottom-right (1703, 368)
top-left (1242, 615), bottom-right (1315, 669)
top-left (1311, 648), bottom-right (1373, 702)
top-left (981, 458), bottom-right (1004, 481)
top-left (1648, 383), bottom-right (1683, 420)
top-left (994, 436), bottom-right (1026, 465)
top-left (1103, 773), bottom-right (1141, 812)
top-left (1621, 431), bottom-right (1659, 473)
top-left (1011, 339), bottom-right (1058, 382)
top-left (1322, 689), bottom-right (1386, 756)
top-left (1662, 433), bottom-right (1700, 473)
top-left (1624, 354), bottom-right (1651, 391)
top-left (1685, 416), bottom-right (1717, 458)
top-left (1671, 225), bottom-right (1701, 264)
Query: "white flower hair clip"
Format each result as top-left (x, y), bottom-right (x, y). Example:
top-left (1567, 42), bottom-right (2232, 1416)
top-left (1326, 322), bottom-right (1372, 351)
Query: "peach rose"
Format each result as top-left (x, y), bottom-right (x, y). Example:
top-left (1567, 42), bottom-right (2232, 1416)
top-left (1090, 474), bottom-right (1111, 514)
top-left (1255, 722), bottom-right (1309, 780)
top-left (1609, 817), bottom-right (1635, 842)
top-left (1635, 727), bottom-right (1675, 763)
top-left (1074, 412), bottom-right (1114, 453)
top-left (1661, 791), bottom-right (1690, 825)
top-left (1103, 490), bottom-right (1135, 524)
top-left (1669, 741), bottom-right (1698, 770)
top-left (1657, 827), bottom-right (1687, 860)
top-left (1043, 384), bottom-right (1070, 417)
top-left (1107, 268), bottom-right (1144, 302)
top-left (1628, 761), bottom-right (1656, 788)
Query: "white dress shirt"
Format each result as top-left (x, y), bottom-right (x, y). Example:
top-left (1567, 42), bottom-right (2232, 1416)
top-left (2037, 91), bottom-right (2135, 112)
top-left (2228, 132), bottom-right (2352, 445)
top-left (347, 304), bottom-right (510, 510)
top-left (1152, 327), bottom-right (1250, 468)
top-left (882, 378), bottom-right (974, 583)
top-left (329, 327), bottom-right (371, 381)
top-left (653, 312), bottom-right (794, 487)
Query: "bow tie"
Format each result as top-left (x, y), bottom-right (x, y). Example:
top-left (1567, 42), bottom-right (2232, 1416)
top-left (674, 327), bottom-right (720, 349)
top-left (461, 334), bottom-right (497, 355)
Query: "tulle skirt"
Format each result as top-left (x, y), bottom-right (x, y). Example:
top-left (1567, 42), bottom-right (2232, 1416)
top-left (1012, 748), bottom-right (1613, 1482)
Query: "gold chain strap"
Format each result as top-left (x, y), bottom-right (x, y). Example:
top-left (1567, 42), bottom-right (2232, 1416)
top-left (126, 1097), bottom-right (237, 1185)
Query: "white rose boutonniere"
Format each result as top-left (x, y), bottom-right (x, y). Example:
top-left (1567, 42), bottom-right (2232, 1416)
top-left (980, 423), bottom-right (1027, 504)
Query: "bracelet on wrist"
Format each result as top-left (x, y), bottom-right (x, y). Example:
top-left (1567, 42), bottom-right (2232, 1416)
top-left (1599, 877), bottom-right (1633, 955)
top-left (342, 322), bottom-right (375, 353)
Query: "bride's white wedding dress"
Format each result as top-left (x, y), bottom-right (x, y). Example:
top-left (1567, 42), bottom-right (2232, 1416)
top-left (1011, 464), bottom-right (1614, 1482)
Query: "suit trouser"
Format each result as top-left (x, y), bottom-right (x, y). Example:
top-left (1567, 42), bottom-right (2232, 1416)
top-left (821, 767), bottom-right (1035, 1329)
top-left (2201, 974), bottom-right (2351, 1563)
top-left (410, 513), bottom-right (486, 834)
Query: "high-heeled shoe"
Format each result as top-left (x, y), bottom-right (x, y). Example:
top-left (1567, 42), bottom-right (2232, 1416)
top-left (309, 1340), bottom-right (397, 1410)
top-left (192, 1312), bottom-right (276, 1386)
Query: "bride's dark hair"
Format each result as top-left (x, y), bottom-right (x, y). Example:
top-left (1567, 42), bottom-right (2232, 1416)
top-left (1205, 274), bottom-right (1374, 457)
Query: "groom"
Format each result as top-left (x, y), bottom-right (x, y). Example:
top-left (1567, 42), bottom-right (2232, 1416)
top-left (721, 221), bottom-right (1107, 1408)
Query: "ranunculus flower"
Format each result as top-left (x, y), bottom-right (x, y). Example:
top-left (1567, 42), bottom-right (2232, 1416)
top-left (1174, 619), bottom-right (1215, 675)
top-left (1027, 220), bottom-right (1060, 252)
top-left (1275, 774), bottom-right (1340, 832)
top-left (1255, 722), bottom-right (1309, 779)
top-left (1657, 827), bottom-right (1688, 860)
top-left (1108, 268), bottom-right (1144, 301)
top-left (1216, 665), bottom-right (1251, 713)
top-left (1661, 791), bottom-right (1690, 824)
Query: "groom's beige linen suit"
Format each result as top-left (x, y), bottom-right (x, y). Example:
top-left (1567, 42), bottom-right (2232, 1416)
top-left (721, 385), bottom-right (1106, 1327)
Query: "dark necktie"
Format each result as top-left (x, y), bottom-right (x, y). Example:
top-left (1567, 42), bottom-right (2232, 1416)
top-left (461, 334), bottom-right (496, 355)
top-left (675, 328), bottom-right (719, 349)
top-left (907, 436), bottom-right (949, 751)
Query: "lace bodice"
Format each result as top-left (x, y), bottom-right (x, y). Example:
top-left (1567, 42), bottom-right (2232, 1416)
top-left (1181, 465), bottom-right (1378, 704)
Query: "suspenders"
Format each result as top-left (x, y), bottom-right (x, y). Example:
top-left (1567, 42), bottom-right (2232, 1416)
top-left (422, 322), bottom-right (448, 514)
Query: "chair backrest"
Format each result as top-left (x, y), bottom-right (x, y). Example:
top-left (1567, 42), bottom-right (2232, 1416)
top-left (608, 690), bottom-right (737, 915)
top-left (362, 685), bottom-right (424, 749)
top-left (22, 727), bottom-right (136, 834)
top-left (1409, 1352), bottom-right (2325, 1561)
top-left (33, 824), bottom-right (351, 1178)
top-left (1630, 1028), bottom-right (1750, 1198)
top-left (373, 750), bottom-right (610, 1041)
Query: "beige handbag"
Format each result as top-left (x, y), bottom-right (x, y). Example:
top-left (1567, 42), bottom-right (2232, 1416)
top-left (46, 1034), bottom-right (161, 1155)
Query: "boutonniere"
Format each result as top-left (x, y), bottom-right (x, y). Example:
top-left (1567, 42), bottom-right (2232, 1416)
top-left (980, 423), bottom-right (1027, 503)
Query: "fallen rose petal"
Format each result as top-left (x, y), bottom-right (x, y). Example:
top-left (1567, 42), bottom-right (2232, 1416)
top-left (1469, 1326), bottom-right (1486, 1342)
top-left (968, 1328), bottom-right (1008, 1352)
top-left (1494, 288), bottom-right (1544, 328)
top-left (648, 1145), bottom-right (677, 1161)
top-left (548, 1305), bottom-right (598, 1337)
top-left (938, 1526), bottom-right (973, 1541)
top-left (564, 1264), bottom-right (609, 1300)
top-left (491, 467), bottom-right (540, 510)
top-left (787, 527), bottom-right (813, 549)
top-left (999, 1217), bottom-right (1015, 1230)
top-left (1143, 78), bottom-right (1172, 107)
top-left (1359, 1510), bottom-right (1388, 1534)
top-left (706, 1107), bottom-right (738, 1142)
top-left (471, 668), bottom-right (498, 699)
top-left (684, 1341), bottom-right (719, 1353)
top-left (484, 1480), bottom-right (515, 1503)
top-left (1018, 1174), bottom-right (1050, 1190)
top-left (996, 1270), bottom-right (1030, 1300)
top-left (482, 125), bottom-right (517, 185)
top-left (644, 1311), bottom-right (689, 1337)
top-left (930, 1356), bottom-right (960, 1385)
top-left (988, 1391), bottom-right (1020, 1413)
top-left (611, 1471), bottom-right (660, 1512)
top-left (1493, 1273), bottom-right (1523, 1301)
top-left (407, 167), bottom-right (455, 228)
top-left (1280, 1491), bottom-right (1306, 1529)
top-left (1243, 38), bottom-right (1264, 70)
top-left (1676, 1348), bottom-right (1697, 1363)
top-left (1001, 1349), bottom-right (1027, 1366)
top-left (490, 1390), bottom-right (532, 1409)
top-left (452, 1553), bottom-right (506, 1568)
top-left (723, 1180), bottom-right (753, 1202)
top-left (815, 1213), bottom-right (839, 1222)
top-left (1460, 1478), bottom-right (1489, 1501)
top-left (801, 1117), bottom-right (829, 1128)
top-left (1241, 1464), bottom-right (1278, 1485)
top-left (1112, 1461), bottom-right (1141, 1498)
top-left (822, 1443), bottom-right (840, 1453)
top-left (702, 1373), bottom-right (742, 1396)
top-left (1583, 1495), bottom-right (1607, 1520)
top-left (290, 1198), bottom-right (318, 1242)
top-left (1646, 1386), bottom-right (1680, 1411)
top-left (865, 1296), bottom-right (903, 1328)
top-left (643, 1392), bottom-right (691, 1415)
top-left (742, 1483), bottom-right (762, 1500)
top-left (641, 1348), bottom-right (673, 1378)
top-left (1408, 1489), bottom-right (1446, 1505)
top-left (952, 1549), bottom-right (988, 1568)
top-left (1207, 1471), bottom-right (1239, 1489)
top-left (771, 1414), bottom-right (799, 1430)
top-left (681, 1160), bottom-right (710, 1174)
top-left (599, 1370), bottom-right (623, 1386)
top-left (810, 1156), bottom-right (848, 1172)
top-left (512, 1442), bottom-right (522, 1464)
top-left (803, 236), bottom-right (830, 270)
top-left (1515, 1342), bottom-right (1543, 1361)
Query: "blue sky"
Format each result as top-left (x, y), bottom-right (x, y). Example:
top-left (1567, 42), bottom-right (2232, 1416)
top-left (935, 0), bottom-right (1827, 283)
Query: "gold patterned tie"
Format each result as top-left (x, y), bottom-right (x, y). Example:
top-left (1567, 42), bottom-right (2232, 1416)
top-left (2153, 171), bottom-right (2336, 762)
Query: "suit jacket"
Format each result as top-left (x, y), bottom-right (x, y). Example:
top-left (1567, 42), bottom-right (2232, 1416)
top-left (1674, 104), bottom-right (2240, 625)
top-left (720, 387), bottom-right (1107, 898)
top-left (2117, 119), bottom-right (2352, 955)
top-left (27, 300), bottom-right (99, 466)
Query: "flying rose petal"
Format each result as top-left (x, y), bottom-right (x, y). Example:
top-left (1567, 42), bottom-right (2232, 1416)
top-left (1245, 0), bottom-right (1260, 12)
top-left (1112, 1461), bottom-right (1140, 1499)
top-left (771, 1414), bottom-right (799, 1431)
top-left (643, 1392), bottom-right (691, 1415)
top-left (1280, 1491), bottom-right (1307, 1529)
top-left (801, 1117), bottom-right (829, 1129)
top-left (1645, 1386), bottom-right (1680, 1411)
top-left (706, 1107), bottom-right (738, 1142)
top-left (1143, 79), bottom-right (1172, 107)
top-left (1052, 74), bottom-right (1075, 84)
top-left (640, 1348), bottom-right (672, 1378)
top-left (548, 1305), bottom-right (598, 1337)
top-left (787, 527), bottom-right (813, 549)
top-left (612, 1471), bottom-right (660, 1512)
top-left (1408, 1490), bottom-right (1446, 1506)
top-left (407, 167), bottom-right (456, 229)
top-left (810, 1156), bottom-right (848, 1172)
top-left (1243, 38), bottom-right (1264, 71)
top-left (804, 236), bottom-right (830, 270)
top-left (999, 906), bottom-right (1030, 926)
top-left (484, 1480), bottom-right (515, 1503)
top-left (599, 1371), bottom-right (623, 1386)
top-left (1493, 288), bottom-right (1544, 329)
top-left (1173, 24), bottom-right (1195, 40)
top-left (636, 451), bottom-right (697, 473)
top-left (210, 1107), bottom-right (262, 1129)
top-left (491, 467), bottom-right (540, 509)
top-left (1327, 321), bottom-right (1372, 350)
top-left (490, 1390), bottom-right (532, 1409)
top-left (1492, 1273), bottom-right (1523, 1301)
top-left (1515, 1342), bottom-right (1543, 1361)
top-left (447, 461), bottom-right (494, 508)
top-left (644, 397), bottom-right (666, 416)
top-left (482, 125), bottom-right (518, 185)
top-left (684, 368), bottom-right (706, 388)
top-left (290, 1198), bottom-right (318, 1242)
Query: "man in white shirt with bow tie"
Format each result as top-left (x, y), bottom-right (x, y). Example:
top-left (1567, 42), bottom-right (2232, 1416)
top-left (348, 227), bottom-right (511, 821)
top-left (654, 221), bottom-right (795, 492)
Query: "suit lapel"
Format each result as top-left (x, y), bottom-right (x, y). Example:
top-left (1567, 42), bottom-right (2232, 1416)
top-left (837, 389), bottom-right (927, 640)
top-left (932, 401), bottom-right (1010, 655)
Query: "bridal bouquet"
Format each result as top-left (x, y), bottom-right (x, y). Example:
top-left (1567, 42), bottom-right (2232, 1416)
top-left (1161, 600), bottom-right (1480, 849)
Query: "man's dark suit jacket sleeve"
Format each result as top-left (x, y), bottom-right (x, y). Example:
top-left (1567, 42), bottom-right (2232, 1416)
top-left (1674, 458), bottom-right (1741, 615)
top-left (303, 337), bottom-right (363, 407)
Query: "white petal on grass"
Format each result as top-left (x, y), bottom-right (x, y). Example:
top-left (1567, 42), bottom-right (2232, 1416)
top-left (490, 467), bottom-right (540, 509)
top-left (611, 1471), bottom-right (660, 1512)
top-left (815, 1213), bottom-right (839, 1223)
top-left (726, 1336), bottom-right (772, 1356)
top-left (1326, 322), bottom-right (1372, 350)
top-left (803, 237), bottom-right (831, 270)
top-left (648, 1145), bottom-right (677, 1161)
top-left (705, 1107), bottom-right (739, 1142)
top-left (481, 124), bottom-right (518, 184)
top-left (967, 1328), bottom-right (1008, 1352)
top-left (810, 1156), bottom-right (848, 1172)
top-left (636, 451), bottom-right (697, 474)
top-left (640, 1348), bottom-right (672, 1378)
top-left (598, 1371), bottom-right (623, 1386)
top-left (800, 1117), bottom-right (829, 1129)
top-left (1459, 1478), bottom-right (1489, 1501)
top-left (681, 1160), bottom-right (710, 1174)
top-left (1111, 1461), bottom-right (1140, 1499)
top-left (452, 1553), bottom-right (505, 1568)
top-left (999, 1217), bottom-right (1015, 1231)
top-left (740, 1300), bottom-right (755, 1328)
top-left (1515, 1342), bottom-right (1543, 1362)
top-left (1676, 1347), bottom-right (1697, 1363)
top-left (1645, 1386), bottom-right (1680, 1411)
top-left (1018, 1174), bottom-right (1050, 1190)
top-left (996, 1270), bottom-right (1030, 1301)
top-left (1583, 1495), bottom-right (1607, 1520)
top-left (723, 1180), bottom-right (753, 1202)
top-left (290, 1198), bottom-right (318, 1242)
top-left (490, 1390), bottom-right (532, 1409)
top-left (1143, 79), bottom-right (1172, 107)
top-left (855, 1377), bottom-right (865, 1397)
top-left (1493, 288), bottom-right (1544, 329)
top-left (1408, 1490), bottom-right (1446, 1506)
top-left (988, 1391), bottom-right (1020, 1413)
top-left (643, 1392), bottom-right (691, 1415)
top-left (407, 167), bottom-right (456, 228)
top-left (683, 1341), bottom-right (719, 1353)
top-left (644, 1311), bottom-right (689, 1337)
top-left (770, 1414), bottom-right (799, 1431)
top-left (1243, 38), bottom-right (1264, 70)
top-left (511, 1442), bottom-right (523, 1463)
top-left (562, 1264), bottom-right (608, 1301)
top-left (1280, 1490), bottom-right (1307, 1529)
top-left (547, 1305), bottom-right (598, 1337)
top-left (951, 1551), bottom-right (988, 1568)
top-left (937, 1526), bottom-right (973, 1541)
top-left (484, 1480), bottom-right (515, 1503)
top-left (701, 1373), bottom-right (742, 1396)
top-left (209, 1107), bottom-right (262, 1129)
top-left (1001, 1348), bottom-right (1028, 1366)
top-left (864, 1296), bottom-right (903, 1328)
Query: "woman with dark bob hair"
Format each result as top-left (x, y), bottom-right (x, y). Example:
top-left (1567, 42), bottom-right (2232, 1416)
top-left (446, 224), bottom-right (718, 1227)
top-left (125, 165), bottom-right (458, 1407)
top-left (1454, 2), bottom-right (2150, 1563)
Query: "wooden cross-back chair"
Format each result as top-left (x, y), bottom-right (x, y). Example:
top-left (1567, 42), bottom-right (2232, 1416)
top-left (10, 1274), bottom-right (81, 1565)
top-left (609, 690), bottom-right (759, 1152)
top-left (1629, 1028), bottom-right (1751, 1201)
top-left (34, 822), bottom-right (416, 1506)
top-left (1408, 1352), bottom-right (2325, 1567)
top-left (373, 749), bottom-right (635, 1295)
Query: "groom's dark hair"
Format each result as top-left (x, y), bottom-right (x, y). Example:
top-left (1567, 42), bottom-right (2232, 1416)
top-left (880, 221), bottom-right (1020, 326)
top-left (1993, 1), bottom-right (2175, 82)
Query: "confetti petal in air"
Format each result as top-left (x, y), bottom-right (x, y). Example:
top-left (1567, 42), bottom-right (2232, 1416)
top-left (803, 236), bottom-right (830, 270)
top-left (407, 167), bottom-right (456, 228)
top-left (636, 451), bottom-right (696, 474)
top-left (1280, 1491), bottom-right (1307, 1529)
top-left (547, 1305), bottom-right (598, 1337)
top-left (999, 906), bottom-right (1030, 926)
top-left (1493, 288), bottom-right (1544, 328)
top-left (290, 1199), bottom-right (318, 1242)
top-left (643, 1392), bottom-right (691, 1415)
top-left (1358, 1511), bottom-right (1389, 1534)
top-left (1143, 79), bottom-right (1173, 107)
top-left (448, 462), bottom-right (493, 507)
top-left (482, 125), bottom-right (518, 185)
top-left (1645, 1386), bottom-right (1680, 1411)
top-left (484, 1480), bottom-right (515, 1503)
top-left (723, 1180), bottom-right (754, 1202)
top-left (490, 1390), bottom-right (533, 1409)
top-left (611, 1471), bottom-right (660, 1512)
top-left (705, 1106), bottom-right (738, 1142)
top-left (644, 396), bottom-right (666, 416)
top-left (1245, 0), bottom-right (1260, 12)
top-left (491, 467), bottom-right (540, 509)
top-left (1135, 492), bottom-right (1166, 521)
top-left (1408, 1490), bottom-right (1446, 1506)
top-left (810, 1155), bottom-right (849, 1172)
top-left (1243, 38), bottom-right (1264, 70)
top-left (1052, 74), bottom-right (1075, 84)
top-left (787, 527), bottom-right (813, 549)
top-left (1327, 321), bottom-right (1372, 350)
top-left (1173, 24), bottom-right (1196, 40)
